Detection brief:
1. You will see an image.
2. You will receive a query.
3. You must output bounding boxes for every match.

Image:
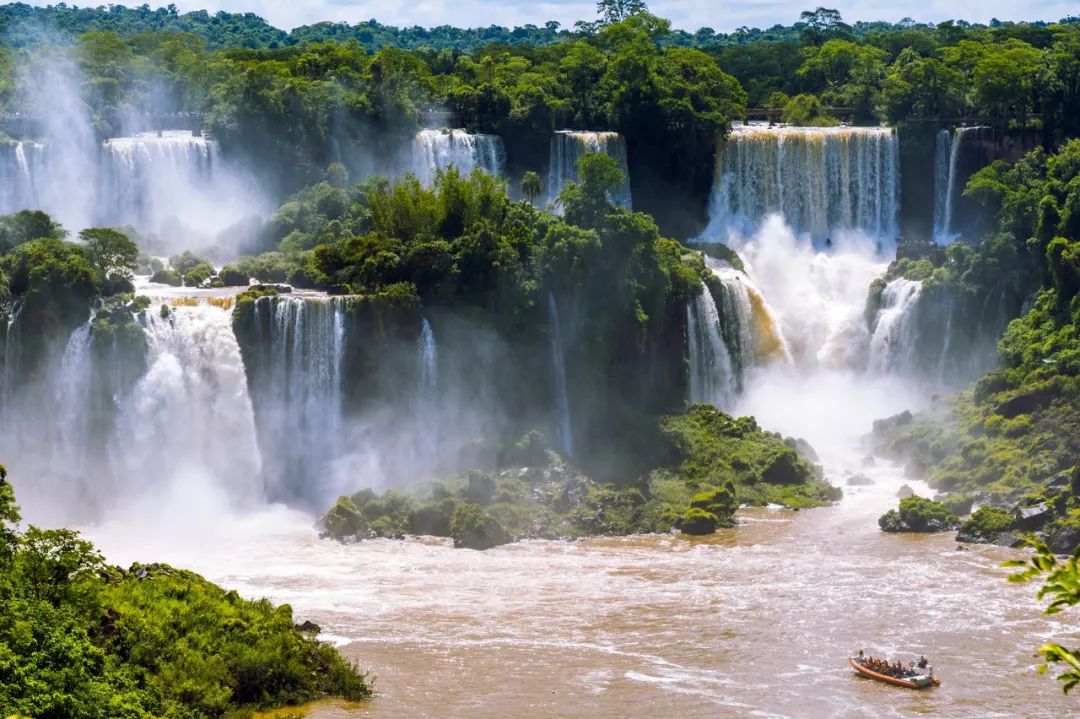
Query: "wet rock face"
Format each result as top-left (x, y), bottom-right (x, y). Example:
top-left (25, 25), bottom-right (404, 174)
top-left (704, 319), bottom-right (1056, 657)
top-left (846, 473), bottom-right (874, 486)
top-left (994, 387), bottom-right (1055, 419)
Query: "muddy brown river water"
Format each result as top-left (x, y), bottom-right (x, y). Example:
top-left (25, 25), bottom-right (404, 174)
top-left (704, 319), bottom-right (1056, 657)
top-left (88, 451), bottom-right (1074, 719)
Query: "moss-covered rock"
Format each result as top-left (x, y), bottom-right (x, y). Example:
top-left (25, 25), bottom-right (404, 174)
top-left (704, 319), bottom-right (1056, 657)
top-left (879, 496), bottom-right (961, 533)
top-left (450, 501), bottom-right (510, 550)
top-left (680, 507), bottom-right (719, 535)
top-left (956, 506), bottom-right (1020, 545)
top-left (150, 268), bottom-right (182, 286)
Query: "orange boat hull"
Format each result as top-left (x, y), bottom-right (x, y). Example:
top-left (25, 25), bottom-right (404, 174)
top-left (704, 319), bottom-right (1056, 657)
top-left (850, 658), bottom-right (940, 689)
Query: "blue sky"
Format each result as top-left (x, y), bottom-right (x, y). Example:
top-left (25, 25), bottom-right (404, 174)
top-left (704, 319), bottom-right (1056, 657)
top-left (27, 0), bottom-right (1080, 32)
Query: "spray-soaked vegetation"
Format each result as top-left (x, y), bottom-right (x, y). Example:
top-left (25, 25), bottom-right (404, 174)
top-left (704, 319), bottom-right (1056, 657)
top-left (872, 139), bottom-right (1080, 554)
top-left (321, 404), bottom-right (838, 547)
top-left (0, 465), bottom-right (371, 718)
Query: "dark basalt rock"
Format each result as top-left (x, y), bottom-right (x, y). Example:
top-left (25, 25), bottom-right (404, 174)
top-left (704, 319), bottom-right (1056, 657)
top-left (896, 484), bottom-right (915, 499)
top-left (1013, 502), bottom-right (1053, 531)
top-left (846, 473), bottom-right (874, 486)
top-left (872, 410), bottom-right (913, 435)
top-left (994, 387), bottom-right (1055, 419)
top-left (956, 506), bottom-right (1022, 546)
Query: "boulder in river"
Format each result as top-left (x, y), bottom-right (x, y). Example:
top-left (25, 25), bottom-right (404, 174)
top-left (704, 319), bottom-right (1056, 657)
top-left (956, 506), bottom-right (1021, 546)
top-left (846, 473), bottom-right (874, 486)
top-left (879, 497), bottom-right (961, 533)
top-left (896, 484), bottom-right (915, 499)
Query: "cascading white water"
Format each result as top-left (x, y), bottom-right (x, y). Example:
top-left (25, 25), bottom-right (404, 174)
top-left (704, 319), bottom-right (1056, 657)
top-left (936, 126), bottom-right (988, 244)
top-left (55, 310), bottom-right (95, 463)
top-left (111, 303), bottom-right (263, 504)
top-left (252, 295), bottom-right (345, 504)
top-left (0, 141), bottom-right (46, 214)
top-left (547, 293), bottom-right (573, 457)
top-left (418, 317), bottom-right (438, 395)
top-left (413, 129), bottom-right (506, 185)
top-left (687, 282), bottom-right (737, 409)
top-left (101, 131), bottom-right (214, 228)
top-left (867, 278), bottom-right (923, 374)
top-left (707, 124), bottom-right (899, 241)
top-left (548, 130), bottom-right (632, 209)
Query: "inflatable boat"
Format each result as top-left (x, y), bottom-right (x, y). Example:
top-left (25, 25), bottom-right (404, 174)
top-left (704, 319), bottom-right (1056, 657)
top-left (850, 657), bottom-right (940, 689)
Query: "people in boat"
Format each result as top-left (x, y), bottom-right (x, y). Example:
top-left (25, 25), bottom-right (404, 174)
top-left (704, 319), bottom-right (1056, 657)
top-left (917, 655), bottom-right (928, 669)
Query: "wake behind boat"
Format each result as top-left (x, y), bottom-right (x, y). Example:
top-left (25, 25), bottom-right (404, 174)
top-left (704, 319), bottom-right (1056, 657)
top-left (850, 656), bottom-right (941, 689)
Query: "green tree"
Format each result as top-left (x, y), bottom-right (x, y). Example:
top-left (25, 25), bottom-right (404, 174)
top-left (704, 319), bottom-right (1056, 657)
top-left (79, 227), bottom-right (138, 282)
top-left (521, 170), bottom-right (542, 205)
top-left (597, 0), bottom-right (649, 24)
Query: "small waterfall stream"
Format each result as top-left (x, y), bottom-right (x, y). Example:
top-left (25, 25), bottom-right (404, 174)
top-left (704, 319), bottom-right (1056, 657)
top-left (547, 293), bottom-right (573, 457)
top-left (547, 130), bottom-right (632, 209)
top-left (867, 278), bottom-right (923, 374)
top-left (687, 282), bottom-right (737, 409)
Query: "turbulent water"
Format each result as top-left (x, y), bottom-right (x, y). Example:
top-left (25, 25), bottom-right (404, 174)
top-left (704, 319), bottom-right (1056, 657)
top-left (548, 130), bottom-right (632, 209)
top-left (84, 435), bottom-right (1074, 719)
top-left (867, 279), bottom-right (923, 375)
top-left (687, 281), bottom-right (737, 409)
top-left (707, 124), bottom-right (899, 241)
top-left (413, 129), bottom-right (506, 185)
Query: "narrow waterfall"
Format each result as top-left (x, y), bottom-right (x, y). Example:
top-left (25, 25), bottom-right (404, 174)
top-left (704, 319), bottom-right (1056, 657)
top-left (687, 282), bottom-right (737, 409)
top-left (0, 141), bottom-right (45, 214)
top-left (547, 293), bottom-right (573, 457)
top-left (707, 261), bottom-right (790, 375)
top-left (413, 129), bottom-right (506, 185)
top-left (1, 302), bottom-right (22, 419)
top-left (935, 126), bottom-right (988, 243)
top-left (867, 278), bottom-right (923, 374)
top-left (547, 130), bottom-right (632, 209)
top-left (112, 303), bottom-right (263, 502)
top-left (707, 124), bottom-right (899, 241)
top-left (418, 317), bottom-right (438, 395)
top-left (251, 295), bottom-right (345, 503)
top-left (55, 311), bottom-right (95, 463)
top-left (932, 129), bottom-right (953, 242)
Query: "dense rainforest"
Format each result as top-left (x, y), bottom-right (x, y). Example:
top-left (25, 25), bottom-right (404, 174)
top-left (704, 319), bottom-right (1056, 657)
top-left (0, 5), bottom-right (1078, 235)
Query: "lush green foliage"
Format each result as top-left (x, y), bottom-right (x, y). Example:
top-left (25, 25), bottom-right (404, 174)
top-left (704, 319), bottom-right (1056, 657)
top-left (878, 496), bottom-right (961, 532)
top-left (0, 466), bottom-right (371, 717)
top-left (1005, 540), bottom-right (1080, 693)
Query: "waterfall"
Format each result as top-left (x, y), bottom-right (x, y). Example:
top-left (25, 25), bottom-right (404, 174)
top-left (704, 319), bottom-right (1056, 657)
top-left (55, 310), bottom-right (95, 463)
top-left (935, 126), bottom-right (988, 243)
top-left (867, 278), bottom-right (923, 374)
top-left (707, 260), bottom-right (790, 375)
top-left (0, 302), bottom-right (22, 431)
top-left (932, 129), bottom-right (953, 242)
top-left (0, 141), bottom-right (45, 214)
top-left (100, 131), bottom-right (216, 229)
top-left (112, 303), bottom-right (263, 502)
top-left (418, 317), bottom-right (438, 395)
top-left (547, 130), bottom-right (632, 209)
top-left (252, 295), bottom-right (345, 504)
top-left (706, 124), bottom-right (899, 242)
top-left (687, 282), bottom-right (737, 409)
top-left (547, 293), bottom-right (573, 457)
top-left (413, 129), bottom-right (506, 185)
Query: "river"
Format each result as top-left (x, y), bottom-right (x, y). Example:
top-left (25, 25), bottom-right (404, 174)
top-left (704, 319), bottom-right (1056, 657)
top-left (83, 371), bottom-right (1074, 719)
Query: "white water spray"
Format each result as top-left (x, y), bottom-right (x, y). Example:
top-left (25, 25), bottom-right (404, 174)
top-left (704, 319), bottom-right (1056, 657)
top-left (867, 278), bottom-right (923, 374)
top-left (413, 129), bottom-right (505, 185)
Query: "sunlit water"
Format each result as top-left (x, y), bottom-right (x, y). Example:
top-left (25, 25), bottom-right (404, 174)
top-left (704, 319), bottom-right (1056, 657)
top-left (84, 378), bottom-right (1074, 718)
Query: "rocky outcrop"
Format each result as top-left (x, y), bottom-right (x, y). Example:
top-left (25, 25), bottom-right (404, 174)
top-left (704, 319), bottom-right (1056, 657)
top-left (879, 496), bottom-right (961, 533)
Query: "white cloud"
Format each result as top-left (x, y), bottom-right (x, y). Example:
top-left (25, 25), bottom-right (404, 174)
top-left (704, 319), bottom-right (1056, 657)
top-left (23, 0), bottom-right (1079, 32)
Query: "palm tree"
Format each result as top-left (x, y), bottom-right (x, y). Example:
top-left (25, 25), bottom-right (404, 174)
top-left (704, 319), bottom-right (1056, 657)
top-left (521, 171), bottom-right (542, 206)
